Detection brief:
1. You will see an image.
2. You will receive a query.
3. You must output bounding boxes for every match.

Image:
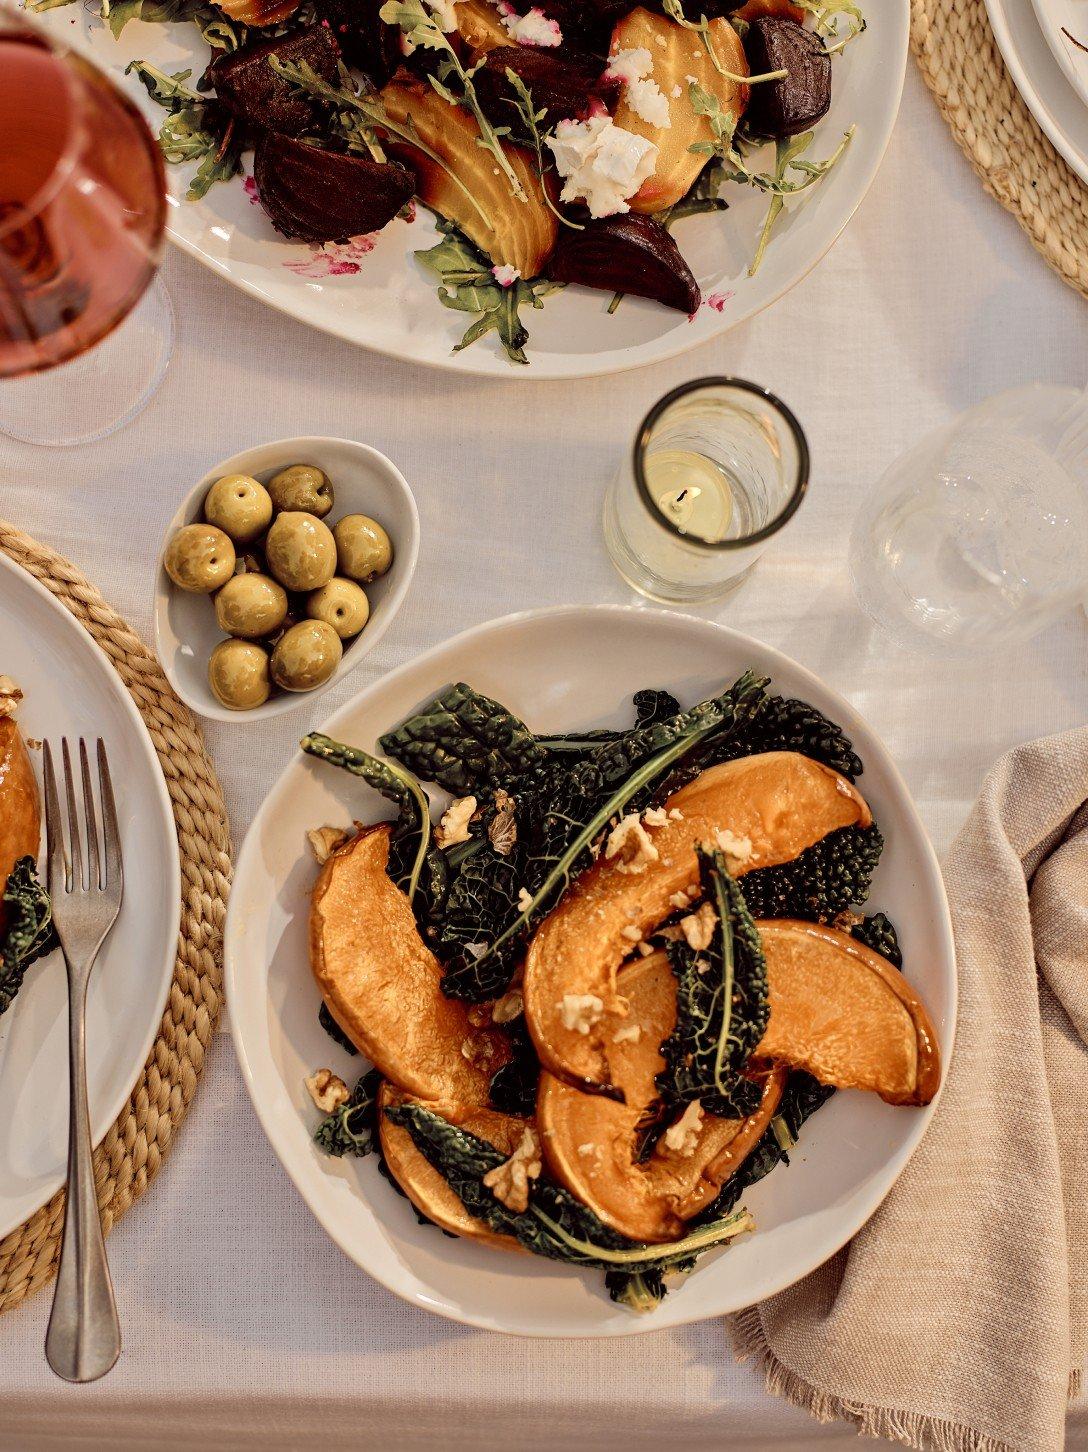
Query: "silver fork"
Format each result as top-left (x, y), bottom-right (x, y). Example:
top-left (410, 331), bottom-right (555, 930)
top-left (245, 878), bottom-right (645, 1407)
top-left (42, 739), bottom-right (123, 1384)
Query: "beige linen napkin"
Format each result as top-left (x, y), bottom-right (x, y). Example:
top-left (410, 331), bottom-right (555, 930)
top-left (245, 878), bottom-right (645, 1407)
top-left (732, 728), bottom-right (1088, 1452)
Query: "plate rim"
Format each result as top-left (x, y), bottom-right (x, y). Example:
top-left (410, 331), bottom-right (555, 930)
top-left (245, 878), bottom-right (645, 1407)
top-left (1027, 0), bottom-right (1088, 113)
top-left (985, 0), bottom-right (1088, 185)
top-left (0, 551), bottom-right (181, 1239)
top-left (224, 602), bottom-right (958, 1337)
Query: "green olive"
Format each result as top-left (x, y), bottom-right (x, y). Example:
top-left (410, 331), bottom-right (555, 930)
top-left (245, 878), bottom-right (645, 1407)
top-left (264, 512), bottom-right (337, 593)
top-left (306, 578), bottom-right (370, 639)
top-left (214, 572), bottom-right (289, 639)
top-left (333, 515), bottom-right (393, 583)
top-left (267, 464), bottom-right (334, 518)
top-left (203, 474), bottom-right (273, 545)
top-left (270, 619), bottom-right (343, 692)
top-left (164, 524), bottom-right (236, 594)
top-left (208, 639), bottom-right (271, 711)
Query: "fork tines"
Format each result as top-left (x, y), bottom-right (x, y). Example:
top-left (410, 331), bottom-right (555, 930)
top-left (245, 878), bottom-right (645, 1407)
top-left (42, 739), bottom-right (122, 898)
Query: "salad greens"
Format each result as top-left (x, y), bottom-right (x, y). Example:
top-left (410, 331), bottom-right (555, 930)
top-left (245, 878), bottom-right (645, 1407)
top-left (0, 858), bottom-right (55, 1017)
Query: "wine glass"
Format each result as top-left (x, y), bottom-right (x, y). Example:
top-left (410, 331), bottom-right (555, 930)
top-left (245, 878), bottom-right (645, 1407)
top-left (0, 2), bottom-right (173, 446)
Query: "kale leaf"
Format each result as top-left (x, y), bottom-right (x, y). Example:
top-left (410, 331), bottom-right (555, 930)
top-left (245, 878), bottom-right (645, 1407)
top-left (851, 910), bottom-right (903, 967)
top-left (318, 1001), bottom-right (358, 1057)
top-left (658, 848), bottom-right (769, 1118)
top-left (313, 1067), bottom-right (382, 1158)
top-left (379, 682), bottom-right (551, 795)
top-left (535, 688), bottom-right (682, 759)
top-left (738, 823), bottom-right (884, 922)
top-left (722, 693), bottom-right (864, 780)
top-left (487, 1022), bottom-right (539, 1116)
top-left (0, 857), bottom-right (55, 1017)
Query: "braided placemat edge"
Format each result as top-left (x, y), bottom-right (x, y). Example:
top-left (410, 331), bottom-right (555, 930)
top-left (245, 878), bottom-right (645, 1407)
top-left (0, 520), bottom-right (232, 1316)
top-left (911, 0), bottom-right (1088, 297)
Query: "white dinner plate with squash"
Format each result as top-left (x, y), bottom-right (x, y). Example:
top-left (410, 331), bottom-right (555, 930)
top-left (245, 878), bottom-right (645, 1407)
top-left (224, 605), bottom-right (955, 1335)
top-left (33, 0), bottom-right (908, 378)
top-left (0, 554), bottom-right (180, 1240)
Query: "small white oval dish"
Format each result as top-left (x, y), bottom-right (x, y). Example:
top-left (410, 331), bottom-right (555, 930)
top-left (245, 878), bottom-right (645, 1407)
top-left (224, 605), bottom-right (957, 1338)
top-left (153, 436), bottom-right (419, 724)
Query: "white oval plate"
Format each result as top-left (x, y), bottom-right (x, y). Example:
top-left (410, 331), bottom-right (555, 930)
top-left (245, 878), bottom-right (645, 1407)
top-left (1029, 0), bottom-right (1088, 113)
top-left (35, 4), bottom-right (907, 379)
top-left (153, 436), bottom-right (420, 725)
top-left (225, 605), bottom-right (956, 1337)
top-left (987, 0), bottom-right (1088, 184)
top-left (0, 554), bottom-right (180, 1240)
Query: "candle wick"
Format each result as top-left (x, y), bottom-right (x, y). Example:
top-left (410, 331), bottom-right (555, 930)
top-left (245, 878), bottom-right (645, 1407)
top-left (674, 489), bottom-right (688, 503)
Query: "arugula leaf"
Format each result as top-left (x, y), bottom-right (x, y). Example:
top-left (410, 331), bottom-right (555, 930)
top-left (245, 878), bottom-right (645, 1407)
top-left (126, 60), bottom-right (202, 108)
top-left (500, 69), bottom-right (581, 231)
top-left (794, 0), bottom-right (866, 48)
top-left (658, 848), bottom-right (769, 1118)
top-left (0, 857), bottom-right (55, 1017)
top-left (748, 127), bottom-right (855, 275)
top-left (313, 1067), bottom-right (381, 1157)
top-left (125, 61), bottom-right (242, 200)
top-left (300, 733), bottom-right (432, 904)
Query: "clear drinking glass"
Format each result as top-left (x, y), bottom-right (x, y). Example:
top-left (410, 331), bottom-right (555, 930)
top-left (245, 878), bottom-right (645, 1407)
top-left (603, 377), bottom-right (810, 605)
top-left (849, 384), bottom-right (1088, 658)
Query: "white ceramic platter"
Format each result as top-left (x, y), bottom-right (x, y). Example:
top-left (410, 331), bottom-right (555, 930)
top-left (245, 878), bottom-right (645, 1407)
top-left (987, 0), bottom-right (1088, 184)
top-left (1030, 0), bottom-right (1088, 112)
top-left (36, 3), bottom-right (907, 379)
top-left (225, 605), bottom-right (956, 1337)
top-left (0, 554), bottom-right (180, 1239)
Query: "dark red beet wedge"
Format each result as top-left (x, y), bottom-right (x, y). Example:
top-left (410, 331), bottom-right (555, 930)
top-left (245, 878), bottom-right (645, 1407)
top-left (743, 16), bottom-right (831, 138)
top-left (211, 24), bottom-right (340, 136)
top-left (254, 134), bottom-right (416, 243)
top-left (548, 213), bottom-right (700, 313)
top-left (312, 0), bottom-right (400, 83)
top-left (473, 45), bottom-right (622, 140)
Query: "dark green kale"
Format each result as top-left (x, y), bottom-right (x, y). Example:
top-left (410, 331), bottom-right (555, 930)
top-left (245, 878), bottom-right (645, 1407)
top-left (378, 682), bottom-right (551, 795)
top-left (719, 693), bottom-right (864, 780)
top-left (300, 734), bottom-right (431, 904)
top-left (487, 1022), bottom-right (539, 1117)
top-left (658, 848), bottom-right (769, 1118)
top-left (535, 688), bottom-right (682, 758)
top-left (313, 1067), bottom-right (382, 1158)
top-left (851, 911), bottom-right (902, 967)
top-left (318, 1001), bottom-right (358, 1056)
top-left (738, 823), bottom-right (884, 923)
top-left (0, 857), bottom-right (55, 1017)
top-left (776, 1069), bottom-right (834, 1143)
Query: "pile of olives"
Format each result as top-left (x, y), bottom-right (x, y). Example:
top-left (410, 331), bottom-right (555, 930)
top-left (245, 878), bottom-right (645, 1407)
top-left (164, 464), bottom-right (393, 711)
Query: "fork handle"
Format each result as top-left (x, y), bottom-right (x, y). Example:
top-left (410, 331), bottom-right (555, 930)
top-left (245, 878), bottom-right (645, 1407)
top-left (45, 965), bottom-right (121, 1383)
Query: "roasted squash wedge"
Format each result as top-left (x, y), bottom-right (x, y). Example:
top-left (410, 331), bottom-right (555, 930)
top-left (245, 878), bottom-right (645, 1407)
top-left (377, 1082), bottom-right (526, 1249)
top-left (609, 7), bottom-right (749, 214)
top-left (310, 824), bottom-right (510, 1102)
top-left (380, 72), bottom-right (558, 276)
top-left (538, 951), bottom-right (786, 1243)
top-left (523, 752), bottom-right (871, 1090)
top-left (0, 711), bottom-right (40, 937)
top-left (756, 920), bottom-right (941, 1105)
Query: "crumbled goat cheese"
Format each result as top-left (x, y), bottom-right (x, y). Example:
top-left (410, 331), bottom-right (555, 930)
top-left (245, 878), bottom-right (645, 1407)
top-left (670, 82), bottom-right (682, 97)
top-left (482, 1127), bottom-right (542, 1212)
top-left (491, 262), bottom-right (520, 288)
top-left (497, 1), bottom-right (562, 46)
top-left (606, 46), bottom-right (671, 129)
top-left (604, 811), bottom-right (660, 874)
top-left (612, 1022), bottom-right (642, 1044)
top-left (546, 116), bottom-right (658, 218)
top-left (517, 886), bottom-right (534, 913)
top-left (558, 993), bottom-right (605, 1035)
top-left (714, 827), bottom-right (754, 869)
top-left (0, 677), bottom-right (22, 720)
top-left (663, 1099), bottom-right (704, 1156)
top-left (642, 806), bottom-right (669, 828)
top-left (436, 795), bottom-right (477, 848)
top-left (492, 988), bottom-right (524, 1024)
top-left (429, 0), bottom-right (460, 30)
top-left (307, 824), bottom-right (350, 864)
top-left (680, 902), bottom-right (718, 952)
top-left (305, 1068), bottom-right (349, 1114)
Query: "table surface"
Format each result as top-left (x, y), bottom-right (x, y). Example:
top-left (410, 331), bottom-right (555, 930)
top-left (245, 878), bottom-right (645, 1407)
top-left (2, 59), bottom-right (1088, 1452)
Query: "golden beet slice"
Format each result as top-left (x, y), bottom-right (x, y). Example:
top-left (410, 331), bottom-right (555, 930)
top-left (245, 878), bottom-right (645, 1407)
top-left (377, 1083), bottom-right (525, 1250)
top-left (609, 8), bottom-right (749, 215)
top-left (755, 921), bottom-right (941, 1106)
top-left (380, 72), bottom-right (558, 277)
top-left (523, 752), bottom-right (871, 1090)
top-left (310, 825), bottom-right (509, 1102)
top-left (455, 0), bottom-right (510, 52)
top-left (217, 0), bottom-right (300, 26)
top-left (0, 717), bottom-right (40, 936)
top-left (538, 951), bottom-right (786, 1243)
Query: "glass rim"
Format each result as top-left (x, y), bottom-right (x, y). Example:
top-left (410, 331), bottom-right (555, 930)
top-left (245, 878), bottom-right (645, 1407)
top-left (0, 0), bottom-right (85, 243)
top-left (632, 375), bottom-right (810, 553)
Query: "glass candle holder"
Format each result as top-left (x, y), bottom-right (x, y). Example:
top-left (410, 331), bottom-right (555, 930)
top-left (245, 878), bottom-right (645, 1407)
top-left (603, 377), bottom-right (809, 605)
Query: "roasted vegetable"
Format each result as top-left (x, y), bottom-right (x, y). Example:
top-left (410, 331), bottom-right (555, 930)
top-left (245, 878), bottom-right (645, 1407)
top-left (453, 0), bottom-right (511, 51)
top-left (737, 823), bottom-right (883, 923)
top-left (743, 16), bottom-right (831, 138)
top-left (756, 920), bottom-right (941, 1105)
top-left (0, 857), bottom-right (54, 1017)
top-left (254, 133), bottom-right (416, 243)
top-left (313, 0), bottom-right (400, 80)
top-left (216, 0), bottom-right (301, 28)
top-left (523, 751), bottom-right (872, 1091)
top-left (0, 713), bottom-right (40, 938)
top-left (211, 24), bottom-right (340, 135)
top-left (472, 45), bottom-right (622, 139)
top-left (548, 213), bottom-right (700, 312)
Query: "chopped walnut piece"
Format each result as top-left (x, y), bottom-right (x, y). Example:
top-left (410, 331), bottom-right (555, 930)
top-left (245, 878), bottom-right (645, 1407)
top-left (558, 993), bottom-right (605, 1035)
top-left (669, 890), bottom-right (691, 911)
top-left (620, 924), bottom-right (642, 943)
top-left (517, 887), bottom-right (534, 913)
top-left (612, 1022), bottom-right (642, 1044)
top-left (489, 790), bottom-right (518, 856)
top-left (0, 677), bottom-right (23, 720)
top-left (305, 1068), bottom-right (349, 1113)
top-left (642, 806), bottom-right (669, 828)
top-left (680, 902), bottom-right (717, 952)
top-left (662, 1099), bottom-right (704, 1156)
top-left (482, 1127), bottom-right (542, 1212)
top-left (307, 824), bottom-right (350, 864)
top-left (436, 795), bottom-right (478, 848)
top-left (604, 813), bottom-right (660, 875)
top-left (460, 1035), bottom-right (498, 1066)
top-left (492, 988), bottom-right (524, 1024)
top-left (713, 827), bottom-right (754, 870)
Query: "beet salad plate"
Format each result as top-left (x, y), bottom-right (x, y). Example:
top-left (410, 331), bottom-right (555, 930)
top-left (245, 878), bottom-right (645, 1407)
top-left (35, 1), bottom-right (907, 379)
top-left (224, 606), bottom-right (955, 1336)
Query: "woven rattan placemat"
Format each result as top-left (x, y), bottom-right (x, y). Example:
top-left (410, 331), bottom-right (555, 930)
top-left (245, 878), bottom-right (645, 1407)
top-left (0, 521), bottom-right (231, 1315)
top-left (912, 0), bottom-right (1088, 295)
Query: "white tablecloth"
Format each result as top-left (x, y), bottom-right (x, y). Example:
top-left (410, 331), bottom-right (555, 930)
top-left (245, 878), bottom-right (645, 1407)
top-left (1, 63), bottom-right (1086, 1452)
